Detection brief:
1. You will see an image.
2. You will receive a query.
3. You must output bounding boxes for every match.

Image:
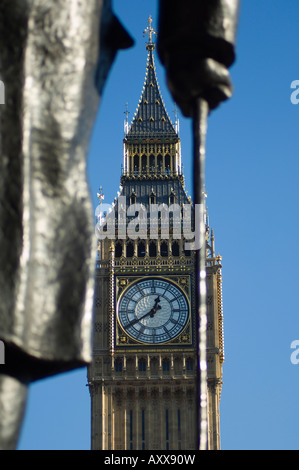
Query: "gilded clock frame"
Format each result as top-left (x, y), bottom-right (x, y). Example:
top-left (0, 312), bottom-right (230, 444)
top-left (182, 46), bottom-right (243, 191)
top-left (115, 274), bottom-right (194, 348)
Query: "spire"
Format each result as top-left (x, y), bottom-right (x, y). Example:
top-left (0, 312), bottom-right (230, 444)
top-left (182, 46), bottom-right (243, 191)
top-left (121, 16), bottom-right (183, 182)
top-left (126, 16), bottom-right (178, 140)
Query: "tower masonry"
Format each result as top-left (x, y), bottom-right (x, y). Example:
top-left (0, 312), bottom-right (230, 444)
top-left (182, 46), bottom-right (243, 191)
top-left (88, 17), bottom-right (224, 451)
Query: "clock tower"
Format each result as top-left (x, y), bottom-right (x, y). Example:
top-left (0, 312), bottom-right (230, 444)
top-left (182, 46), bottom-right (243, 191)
top-left (88, 17), bottom-right (224, 451)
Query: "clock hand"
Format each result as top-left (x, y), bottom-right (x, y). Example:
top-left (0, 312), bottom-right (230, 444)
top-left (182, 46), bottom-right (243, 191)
top-left (145, 296), bottom-right (162, 319)
top-left (149, 304), bottom-right (161, 318)
top-left (127, 297), bottom-right (161, 327)
top-left (128, 305), bottom-right (159, 326)
top-left (127, 311), bottom-right (152, 327)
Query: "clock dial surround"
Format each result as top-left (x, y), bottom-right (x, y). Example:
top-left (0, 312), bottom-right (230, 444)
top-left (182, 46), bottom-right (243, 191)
top-left (117, 278), bottom-right (190, 344)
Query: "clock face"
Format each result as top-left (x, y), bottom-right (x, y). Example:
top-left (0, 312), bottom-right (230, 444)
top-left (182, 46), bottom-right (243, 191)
top-left (117, 278), bottom-right (189, 344)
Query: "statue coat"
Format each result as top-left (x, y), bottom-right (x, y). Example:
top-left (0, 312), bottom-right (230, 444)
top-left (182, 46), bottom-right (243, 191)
top-left (0, 0), bottom-right (132, 382)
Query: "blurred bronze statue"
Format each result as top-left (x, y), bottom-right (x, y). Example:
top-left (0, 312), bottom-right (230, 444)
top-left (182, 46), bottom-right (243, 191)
top-left (0, 0), bottom-right (132, 450)
top-left (157, 0), bottom-right (240, 116)
top-left (0, 0), bottom-right (239, 450)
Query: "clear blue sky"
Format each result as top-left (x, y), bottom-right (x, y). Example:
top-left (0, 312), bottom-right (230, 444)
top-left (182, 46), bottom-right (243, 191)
top-left (18, 0), bottom-right (299, 450)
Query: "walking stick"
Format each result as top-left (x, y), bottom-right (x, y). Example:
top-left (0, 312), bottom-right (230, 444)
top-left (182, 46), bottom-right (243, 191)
top-left (193, 98), bottom-right (209, 450)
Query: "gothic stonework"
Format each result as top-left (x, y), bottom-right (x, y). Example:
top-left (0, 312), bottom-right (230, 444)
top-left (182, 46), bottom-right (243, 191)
top-left (88, 17), bottom-right (224, 451)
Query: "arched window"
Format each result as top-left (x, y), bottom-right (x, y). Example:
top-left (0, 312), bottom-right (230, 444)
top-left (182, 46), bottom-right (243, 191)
top-left (126, 242), bottom-right (134, 258)
top-left (134, 155), bottom-right (139, 174)
top-left (172, 241), bottom-right (180, 257)
top-left (149, 191), bottom-right (156, 205)
top-left (157, 154), bottom-right (163, 173)
top-left (160, 241), bottom-right (168, 257)
top-left (169, 192), bottom-right (175, 205)
top-left (138, 241), bottom-right (146, 258)
top-left (130, 192), bottom-right (136, 205)
top-left (138, 358), bottom-right (146, 372)
top-left (165, 154), bottom-right (171, 174)
top-left (149, 154), bottom-right (155, 173)
top-left (115, 242), bottom-right (122, 258)
top-left (149, 241), bottom-right (157, 257)
top-left (114, 358), bottom-right (123, 372)
top-left (141, 154), bottom-right (147, 173)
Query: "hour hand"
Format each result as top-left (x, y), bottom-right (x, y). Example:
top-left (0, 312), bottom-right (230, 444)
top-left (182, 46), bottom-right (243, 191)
top-left (149, 303), bottom-right (161, 317)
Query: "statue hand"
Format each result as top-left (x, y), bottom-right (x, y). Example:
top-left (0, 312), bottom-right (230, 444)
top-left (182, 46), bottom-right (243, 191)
top-left (163, 55), bottom-right (233, 117)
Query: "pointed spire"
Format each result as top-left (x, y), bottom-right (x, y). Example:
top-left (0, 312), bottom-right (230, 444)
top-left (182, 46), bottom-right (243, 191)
top-left (126, 16), bottom-right (178, 140)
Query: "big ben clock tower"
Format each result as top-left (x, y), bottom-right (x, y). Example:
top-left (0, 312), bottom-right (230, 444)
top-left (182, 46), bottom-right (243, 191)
top-left (88, 17), bottom-right (224, 451)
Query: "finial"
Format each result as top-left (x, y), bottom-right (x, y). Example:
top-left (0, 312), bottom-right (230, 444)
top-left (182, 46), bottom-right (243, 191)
top-left (97, 186), bottom-right (104, 205)
top-left (205, 205), bottom-right (209, 227)
top-left (143, 15), bottom-right (157, 50)
top-left (124, 103), bottom-right (130, 121)
top-left (124, 103), bottom-right (130, 134)
top-left (174, 104), bottom-right (180, 134)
